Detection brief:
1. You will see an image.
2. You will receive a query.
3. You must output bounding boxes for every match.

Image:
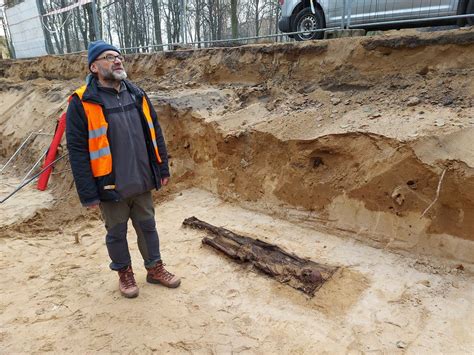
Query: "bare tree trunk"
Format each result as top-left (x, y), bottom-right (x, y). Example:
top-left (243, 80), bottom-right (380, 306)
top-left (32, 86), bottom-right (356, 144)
top-left (141, 0), bottom-right (150, 50)
top-left (204, 19), bottom-right (211, 47)
top-left (56, 13), bottom-right (65, 53)
top-left (72, 13), bottom-right (81, 51)
top-left (255, 0), bottom-right (260, 36)
top-left (194, 0), bottom-right (202, 47)
top-left (231, 0), bottom-right (238, 39)
top-left (79, 7), bottom-right (90, 48)
top-left (216, 0), bottom-right (222, 40)
top-left (268, 1), bottom-right (273, 36)
top-left (129, 0), bottom-right (141, 51)
top-left (60, 0), bottom-right (71, 53)
top-left (113, 2), bottom-right (124, 48)
top-left (276, 5), bottom-right (281, 42)
top-left (97, 0), bottom-right (103, 40)
top-left (50, 13), bottom-right (64, 54)
top-left (36, 0), bottom-right (55, 54)
top-left (105, 7), bottom-right (113, 44)
top-left (85, 3), bottom-right (96, 42)
top-left (163, 1), bottom-right (172, 45)
top-left (121, 1), bottom-right (131, 51)
top-left (169, 0), bottom-right (181, 43)
top-left (206, 0), bottom-right (212, 40)
top-left (151, 0), bottom-right (163, 50)
top-left (186, 15), bottom-right (194, 42)
top-left (44, 1), bottom-right (65, 55)
top-left (175, 0), bottom-right (181, 42)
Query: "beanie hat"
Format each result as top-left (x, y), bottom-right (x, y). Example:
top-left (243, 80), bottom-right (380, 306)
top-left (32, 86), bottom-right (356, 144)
top-left (88, 40), bottom-right (121, 68)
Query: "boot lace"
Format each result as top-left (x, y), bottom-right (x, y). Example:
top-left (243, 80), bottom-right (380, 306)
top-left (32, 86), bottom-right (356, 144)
top-left (155, 263), bottom-right (175, 281)
top-left (119, 268), bottom-right (137, 288)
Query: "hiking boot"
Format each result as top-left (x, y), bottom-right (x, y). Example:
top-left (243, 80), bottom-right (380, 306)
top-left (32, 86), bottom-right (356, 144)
top-left (118, 266), bottom-right (139, 298)
top-left (146, 261), bottom-right (181, 288)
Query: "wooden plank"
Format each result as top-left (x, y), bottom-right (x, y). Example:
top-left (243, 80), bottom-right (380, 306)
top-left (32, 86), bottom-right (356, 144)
top-left (183, 216), bottom-right (338, 296)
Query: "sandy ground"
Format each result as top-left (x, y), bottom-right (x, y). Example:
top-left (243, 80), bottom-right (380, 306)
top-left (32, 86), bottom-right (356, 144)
top-left (1, 187), bottom-right (472, 353)
top-left (0, 176), bottom-right (54, 228)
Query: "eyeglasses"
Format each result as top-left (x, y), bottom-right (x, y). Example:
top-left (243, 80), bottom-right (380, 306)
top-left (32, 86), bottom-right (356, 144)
top-left (96, 54), bottom-right (124, 62)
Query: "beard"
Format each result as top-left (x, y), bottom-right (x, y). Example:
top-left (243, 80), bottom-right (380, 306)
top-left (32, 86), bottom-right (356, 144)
top-left (98, 65), bottom-right (127, 82)
top-left (112, 70), bottom-right (127, 81)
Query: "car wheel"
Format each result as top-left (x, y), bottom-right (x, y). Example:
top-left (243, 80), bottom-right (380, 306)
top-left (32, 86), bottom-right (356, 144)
top-left (467, 0), bottom-right (474, 25)
top-left (293, 7), bottom-right (325, 41)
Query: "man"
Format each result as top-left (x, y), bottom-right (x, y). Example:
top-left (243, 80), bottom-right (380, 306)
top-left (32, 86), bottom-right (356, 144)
top-left (66, 40), bottom-right (180, 298)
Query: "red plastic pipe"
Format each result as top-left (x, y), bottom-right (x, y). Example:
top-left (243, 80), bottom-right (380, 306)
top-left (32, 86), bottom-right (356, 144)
top-left (37, 112), bottom-right (67, 191)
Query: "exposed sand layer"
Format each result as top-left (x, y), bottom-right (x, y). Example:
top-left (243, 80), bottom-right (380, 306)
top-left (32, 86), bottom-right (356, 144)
top-left (0, 27), bottom-right (473, 353)
top-left (1, 189), bottom-right (472, 353)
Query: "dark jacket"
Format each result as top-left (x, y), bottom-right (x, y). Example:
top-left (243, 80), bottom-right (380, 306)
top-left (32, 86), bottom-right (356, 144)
top-left (66, 78), bottom-right (169, 206)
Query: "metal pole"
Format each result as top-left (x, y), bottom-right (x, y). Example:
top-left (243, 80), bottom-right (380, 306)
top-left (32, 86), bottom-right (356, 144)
top-left (21, 149), bottom-right (49, 183)
top-left (0, 154), bottom-right (68, 204)
top-left (91, 0), bottom-right (101, 40)
top-left (0, 132), bottom-right (37, 174)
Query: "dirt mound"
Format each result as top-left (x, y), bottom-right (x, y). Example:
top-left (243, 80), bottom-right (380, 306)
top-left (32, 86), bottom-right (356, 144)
top-left (1, 28), bottom-right (473, 264)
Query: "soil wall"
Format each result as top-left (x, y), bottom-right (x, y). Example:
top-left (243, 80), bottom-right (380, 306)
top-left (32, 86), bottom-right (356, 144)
top-left (1, 28), bottom-right (473, 264)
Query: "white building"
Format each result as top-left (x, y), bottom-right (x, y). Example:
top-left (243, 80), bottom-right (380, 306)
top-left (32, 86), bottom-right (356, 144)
top-left (5, 0), bottom-right (47, 58)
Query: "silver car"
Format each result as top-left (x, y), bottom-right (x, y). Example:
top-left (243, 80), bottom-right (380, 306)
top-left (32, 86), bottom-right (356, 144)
top-left (278, 0), bottom-right (474, 40)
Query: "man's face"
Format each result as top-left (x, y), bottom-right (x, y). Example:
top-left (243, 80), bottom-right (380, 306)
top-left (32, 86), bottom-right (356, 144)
top-left (90, 50), bottom-right (127, 81)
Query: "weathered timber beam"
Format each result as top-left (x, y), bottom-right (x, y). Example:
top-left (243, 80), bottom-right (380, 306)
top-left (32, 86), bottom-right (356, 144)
top-left (183, 216), bottom-right (338, 296)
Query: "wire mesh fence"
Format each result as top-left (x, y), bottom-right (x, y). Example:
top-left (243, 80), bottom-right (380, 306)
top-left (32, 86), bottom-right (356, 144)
top-left (1, 0), bottom-right (473, 59)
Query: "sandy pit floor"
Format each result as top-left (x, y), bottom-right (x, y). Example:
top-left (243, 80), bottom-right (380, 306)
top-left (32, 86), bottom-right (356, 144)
top-left (0, 176), bottom-right (54, 227)
top-left (1, 188), bottom-right (472, 353)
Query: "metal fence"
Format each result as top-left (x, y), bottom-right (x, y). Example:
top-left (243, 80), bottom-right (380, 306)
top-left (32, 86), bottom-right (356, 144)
top-left (1, 0), bottom-right (473, 59)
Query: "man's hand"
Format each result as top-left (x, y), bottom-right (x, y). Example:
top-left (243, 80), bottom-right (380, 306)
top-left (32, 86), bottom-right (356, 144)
top-left (161, 177), bottom-right (170, 186)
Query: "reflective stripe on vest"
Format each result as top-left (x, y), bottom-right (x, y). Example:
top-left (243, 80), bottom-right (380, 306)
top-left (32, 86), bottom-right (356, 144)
top-left (71, 85), bottom-right (161, 177)
top-left (141, 95), bottom-right (162, 163)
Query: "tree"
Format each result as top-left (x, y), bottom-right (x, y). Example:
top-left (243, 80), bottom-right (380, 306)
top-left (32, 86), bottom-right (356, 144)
top-left (151, 0), bottom-right (163, 49)
top-left (162, 0), bottom-right (181, 44)
top-left (231, 0), bottom-right (238, 38)
top-left (20, 0), bottom-right (280, 56)
top-left (36, 0), bottom-right (55, 54)
top-left (85, 3), bottom-right (97, 42)
top-left (60, 0), bottom-right (71, 52)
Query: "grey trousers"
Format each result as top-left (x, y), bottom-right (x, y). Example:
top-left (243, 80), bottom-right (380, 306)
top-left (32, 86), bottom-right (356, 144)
top-left (99, 191), bottom-right (161, 270)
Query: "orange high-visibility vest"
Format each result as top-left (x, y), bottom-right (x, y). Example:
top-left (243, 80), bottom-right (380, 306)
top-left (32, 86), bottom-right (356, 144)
top-left (71, 85), bottom-right (162, 177)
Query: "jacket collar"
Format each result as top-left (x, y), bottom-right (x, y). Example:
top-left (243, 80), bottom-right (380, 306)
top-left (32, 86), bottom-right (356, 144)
top-left (81, 77), bottom-right (144, 104)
